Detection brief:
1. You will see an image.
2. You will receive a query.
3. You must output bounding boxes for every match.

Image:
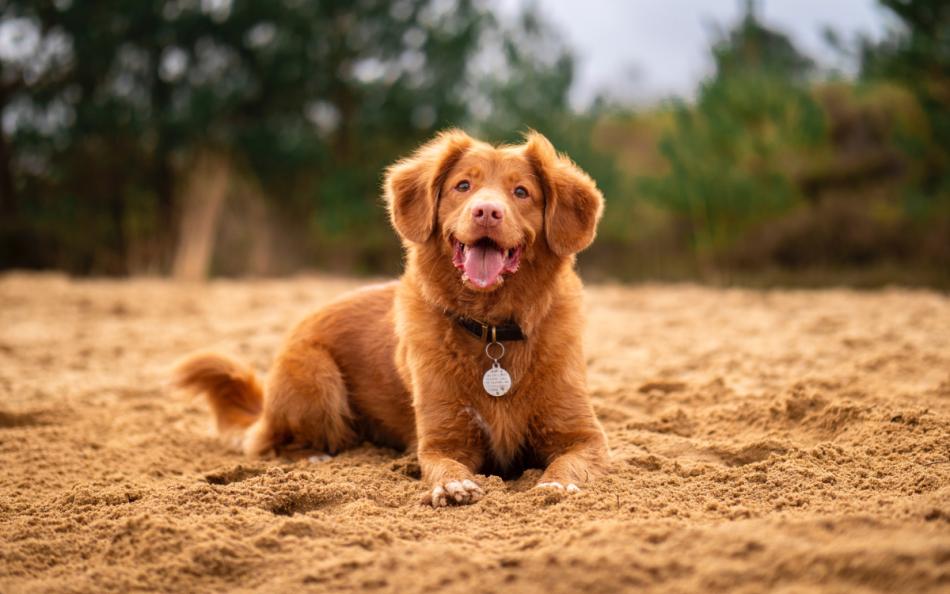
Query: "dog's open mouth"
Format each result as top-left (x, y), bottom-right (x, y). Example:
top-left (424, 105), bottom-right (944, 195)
top-left (452, 237), bottom-right (523, 289)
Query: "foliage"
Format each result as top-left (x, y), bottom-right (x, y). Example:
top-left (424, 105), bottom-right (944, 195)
top-left (857, 0), bottom-right (950, 211)
top-left (0, 0), bottom-right (947, 285)
top-left (638, 3), bottom-right (825, 251)
top-left (0, 0), bottom-right (526, 272)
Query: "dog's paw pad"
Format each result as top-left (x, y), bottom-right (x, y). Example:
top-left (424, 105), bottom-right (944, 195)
top-left (429, 479), bottom-right (483, 507)
top-left (430, 485), bottom-right (447, 507)
top-left (536, 482), bottom-right (581, 494)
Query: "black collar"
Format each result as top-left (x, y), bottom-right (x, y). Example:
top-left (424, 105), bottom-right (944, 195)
top-left (451, 314), bottom-right (525, 342)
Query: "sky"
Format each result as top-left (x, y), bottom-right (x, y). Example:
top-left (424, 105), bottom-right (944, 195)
top-left (496, 0), bottom-right (892, 107)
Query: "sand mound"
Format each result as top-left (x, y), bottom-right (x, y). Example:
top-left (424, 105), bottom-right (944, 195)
top-left (0, 274), bottom-right (947, 593)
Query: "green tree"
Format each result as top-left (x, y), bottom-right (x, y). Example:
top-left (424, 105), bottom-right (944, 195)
top-left (0, 0), bottom-right (500, 273)
top-left (859, 0), bottom-right (949, 206)
top-left (639, 0), bottom-right (824, 251)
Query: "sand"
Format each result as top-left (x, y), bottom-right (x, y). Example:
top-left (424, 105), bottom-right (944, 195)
top-left (0, 273), bottom-right (947, 593)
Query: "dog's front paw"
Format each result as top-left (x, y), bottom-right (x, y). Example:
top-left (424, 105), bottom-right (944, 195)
top-left (426, 479), bottom-right (483, 507)
top-left (535, 481), bottom-right (581, 494)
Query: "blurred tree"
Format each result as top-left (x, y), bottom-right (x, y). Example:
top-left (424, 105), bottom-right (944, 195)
top-left (639, 0), bottom-right (825, 252)
top-left (6, 0), bottom-right (942, 283)
top-left (0, 0), bottom-right (501, 274)
top-left (714, 0), bottom-right (813, 81)
top-left (858, 0), bottom-right (949, 209)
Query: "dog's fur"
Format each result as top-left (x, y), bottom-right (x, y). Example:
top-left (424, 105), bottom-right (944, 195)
top-left (173, 130), bottom-right (609, 505)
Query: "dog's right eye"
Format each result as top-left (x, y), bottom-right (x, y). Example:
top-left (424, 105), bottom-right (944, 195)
top-left (455, 180), bottom-right (471, 192)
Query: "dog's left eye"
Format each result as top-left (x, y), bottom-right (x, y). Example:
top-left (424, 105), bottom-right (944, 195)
top-left (455, 180), bottom-right (471, 192)
top-left (513, 186), bottom-right (529, 199)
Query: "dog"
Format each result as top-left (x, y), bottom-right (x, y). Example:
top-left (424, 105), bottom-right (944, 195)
top-left (173, 130), bottom-right (609, 506)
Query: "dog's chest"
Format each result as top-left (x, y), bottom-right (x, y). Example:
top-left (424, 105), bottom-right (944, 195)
top-left (461, 342), bottom-right (536, 463)
top-left (464, 398), bottom-right (531, 467)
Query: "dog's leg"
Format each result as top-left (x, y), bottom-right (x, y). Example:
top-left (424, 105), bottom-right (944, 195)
top-left (246, 343), bottom-right (357, 456)
top-left (419, 452), bottom-right (485, 507)
top-left (534, 423), bottom-right (608, 493)
top-left (414, 397), bottom-right (486, 506)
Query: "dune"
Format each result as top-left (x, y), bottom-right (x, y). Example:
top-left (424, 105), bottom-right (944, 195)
top-left (0, 273), bottom-right (947, 593)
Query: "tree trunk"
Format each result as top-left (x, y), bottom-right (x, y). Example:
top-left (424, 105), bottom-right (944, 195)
top-left (171, 151), bottom-right (231, 281)
top-left (0, 88), bottom-right (16, 219)
top-left (155, 150), bottom-right (176, 272)
top-left (241, 179), bottom-right (273, 276)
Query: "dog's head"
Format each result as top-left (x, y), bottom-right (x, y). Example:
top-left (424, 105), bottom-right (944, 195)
top-left (384, 129), bottom-right (603, 293)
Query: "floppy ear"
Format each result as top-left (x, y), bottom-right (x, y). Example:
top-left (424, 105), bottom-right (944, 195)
top-left (523, 132), bottom-right (604, 257)
top-left (383, 129), bottom-right (473, 243)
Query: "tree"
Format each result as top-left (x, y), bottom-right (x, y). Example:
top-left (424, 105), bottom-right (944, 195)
top-left (639, 0), bottom-right (824, 251)
top-left (0, 0), bottom-right (498, 273)
top-left (859, 0), bottom-right (949, 202)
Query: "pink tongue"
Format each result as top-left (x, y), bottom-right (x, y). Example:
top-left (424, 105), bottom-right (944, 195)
top-left (463, 244), bottom-right (506, 288)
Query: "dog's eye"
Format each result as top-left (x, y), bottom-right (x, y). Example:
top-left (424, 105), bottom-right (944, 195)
top-left (455, 180), bottom-right (471, 192)
top-left (513, 186), bottom-right (529, 199)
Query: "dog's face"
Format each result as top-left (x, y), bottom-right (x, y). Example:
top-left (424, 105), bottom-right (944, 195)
top-left (438, 144), bottom-right (543, 290)
top-left (385, 130), bottom-right (603, 293)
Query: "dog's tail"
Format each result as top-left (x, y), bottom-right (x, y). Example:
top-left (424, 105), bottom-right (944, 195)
top-left (172, 352), bottom-right (263, 439)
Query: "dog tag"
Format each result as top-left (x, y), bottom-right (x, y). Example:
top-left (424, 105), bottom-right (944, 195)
top-left (483, 363), bottom-right (512, 397)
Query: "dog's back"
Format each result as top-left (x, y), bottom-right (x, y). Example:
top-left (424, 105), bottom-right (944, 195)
top-left (174, 281), bottom-right (414, 454)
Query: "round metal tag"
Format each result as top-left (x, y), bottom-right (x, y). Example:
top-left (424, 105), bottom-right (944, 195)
top-left (482, 365), bottom-right (512, 397)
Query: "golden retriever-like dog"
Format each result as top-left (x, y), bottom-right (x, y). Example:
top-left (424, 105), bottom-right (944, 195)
top-left (173, 130), bottom-right (609, 506)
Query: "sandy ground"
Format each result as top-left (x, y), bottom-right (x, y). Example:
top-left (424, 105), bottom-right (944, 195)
top-left (0, 273), bottom-right (948, 593)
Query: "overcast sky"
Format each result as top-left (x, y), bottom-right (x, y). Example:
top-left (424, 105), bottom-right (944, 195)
top-left (496, 0), bottom-right (892, 107)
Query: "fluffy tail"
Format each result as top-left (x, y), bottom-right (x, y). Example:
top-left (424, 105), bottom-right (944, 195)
top-left (172, 352), bottom-right (264, 441)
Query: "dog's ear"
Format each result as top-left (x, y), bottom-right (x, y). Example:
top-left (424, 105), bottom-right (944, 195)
top-left (523, 131), bottom-right (604, 257)
top-left (384, 129), bottom-right (473, 243)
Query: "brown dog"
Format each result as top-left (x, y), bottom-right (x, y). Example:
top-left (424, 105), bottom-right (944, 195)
top-left (174, 130), bottom-right (609, 506)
